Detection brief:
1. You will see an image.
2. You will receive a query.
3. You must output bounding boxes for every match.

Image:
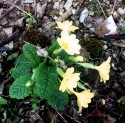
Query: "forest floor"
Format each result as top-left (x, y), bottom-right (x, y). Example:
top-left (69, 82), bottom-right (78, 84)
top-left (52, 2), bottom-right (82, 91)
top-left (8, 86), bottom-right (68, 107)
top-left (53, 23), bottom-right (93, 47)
top-left (0, 0), bottom-right (125, 122)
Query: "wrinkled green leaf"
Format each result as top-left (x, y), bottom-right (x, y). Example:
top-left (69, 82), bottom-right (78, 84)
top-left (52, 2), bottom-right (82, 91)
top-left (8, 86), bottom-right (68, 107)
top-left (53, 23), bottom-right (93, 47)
top-left (9, 74), bottom-right (32, 99)
top-left (48, 91), bottom-right (69, 110)
top-left (0, 98), bottom-right (7, 105)
top-left (23, 43), bottom-right (41, 68)
top-left (48, 41), bottom-right (60, 56)
top-left (12, 65), bottom-right (32, 80)
top-left (7, 53), bottom-right (18, 61)
top-left (33, 63), bottom-right (59, 99)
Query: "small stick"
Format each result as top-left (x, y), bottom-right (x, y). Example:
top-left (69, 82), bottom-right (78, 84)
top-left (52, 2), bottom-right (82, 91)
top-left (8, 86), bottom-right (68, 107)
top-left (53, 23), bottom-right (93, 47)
top-left (11, 4), bottom-right (36, 20)
top-left (0, 0), bottom-right (19, 20)
top-left (97, 0), bottom-right (107, 19)
top-left (111, 0), bottom-right (117, 14)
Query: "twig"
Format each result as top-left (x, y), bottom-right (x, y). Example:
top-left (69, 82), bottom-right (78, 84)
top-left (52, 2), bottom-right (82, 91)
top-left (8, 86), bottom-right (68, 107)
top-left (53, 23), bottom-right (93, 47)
top-left (97, 0), bottom-right (107, 19)
top-left (7, 2), bottom-right (36, 21)
top-left (34, 0), bottom-right (37, 18)
top-left (0, 29), bottom-right (19, 47)
top-left (111, 0), bottom-right (117, 14)
top-left (57, 112), bottom-right (68, 123)
top-left (0, 0), bottom-right (19, 20)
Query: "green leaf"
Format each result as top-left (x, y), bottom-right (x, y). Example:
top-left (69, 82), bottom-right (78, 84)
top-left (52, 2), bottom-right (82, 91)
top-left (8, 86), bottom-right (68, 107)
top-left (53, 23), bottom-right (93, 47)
top-left (7, 53), bottom-right (18, 61)
top-left (9, 74), bottom-right (32, 99)
top-left (14, 54), bottom-right (32, 68)
top-left (77, 82), bottom-right (86, 90)
top-left (21, 13), bottom-right (26, 17)
top-left (0, 98), bottom-right (7, 105)
top-left (26, 17), bottom-right (36, 25)
top-left (23, 43), bottom-right (41, 68)
top-left (33, 63), bottom-right (59, 99)
top-left (77, 63), bottom-right (95, 69)
top-left (48, 91), bottom-right (69, 110)
top-left (48, 41), bottom-right (60, 56)
top-left (56, 67), bottom-right (64, 77)
top-left (12, 65), bottom-right (32, 80)
top-left (117, 25), bottom-right (125, 34)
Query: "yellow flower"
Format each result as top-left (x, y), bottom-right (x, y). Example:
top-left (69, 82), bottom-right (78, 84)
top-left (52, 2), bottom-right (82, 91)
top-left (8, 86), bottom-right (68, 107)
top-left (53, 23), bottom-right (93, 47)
top-left (59, 67), bottom-right (80, 94)
top-left (57, 33), bottom-right (81, 55)
top-left (56, 21), bottom-right (78, 33)
top-left (74, 90), bottom-right (94, 111)
top-left (95, 57), bottom-right (111, 83)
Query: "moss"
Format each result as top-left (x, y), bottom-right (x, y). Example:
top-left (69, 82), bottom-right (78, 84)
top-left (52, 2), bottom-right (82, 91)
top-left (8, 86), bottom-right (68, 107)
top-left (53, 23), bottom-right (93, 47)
top-left (84, 38), bottom-right (103, 59)
top-left (23, 28), bottom-right (51, 48)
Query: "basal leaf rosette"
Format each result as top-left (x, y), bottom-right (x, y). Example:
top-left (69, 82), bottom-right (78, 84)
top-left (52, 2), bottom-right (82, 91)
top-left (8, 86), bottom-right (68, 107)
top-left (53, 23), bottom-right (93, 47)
top-left (56, 21), bottom-right (78, 33)
top-left (74, 90), bottom-right (94, 111)
top-left (59, 67), bottom-right (80, 94)
top-left (57, 33), bottom-right (81, 55)
top-left (95, 57), bottom-right (111, 83)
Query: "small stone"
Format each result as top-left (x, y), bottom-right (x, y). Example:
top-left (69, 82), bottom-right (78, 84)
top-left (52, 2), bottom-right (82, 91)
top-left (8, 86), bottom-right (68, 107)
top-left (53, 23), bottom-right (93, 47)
top-left (64, 0), bottom-right (73, 10)
top-left (117, 8), bottom-right (125, 16)
top-left (1, 18), bottom-right (8, 26)
top-left (73, 2), bottom-right (79, 7)
top-left (106, 1), bottom-right (110, 5)
top-left (59, 9), bottom-right (64, 15)
top-left (86, 23), bottom-right (92, 28)
top-left (89, 11), bottom-right (94, 16)
top-left (79, 8), bottom-right (89, 23)
top-left (53, 2), bottom-right (60, 9)
top-left (59, 1), bottom-right (65, 9)
top-left (53, 15), bottom-right (58, 20)
top-left (3, 27), bottom-right (13, 37)
top-left (113, 11), bottom-right (120, 19)
top-left (72, 9), bottom-right (77, 14)
top-left (103, 45), bottom-right (108, 50)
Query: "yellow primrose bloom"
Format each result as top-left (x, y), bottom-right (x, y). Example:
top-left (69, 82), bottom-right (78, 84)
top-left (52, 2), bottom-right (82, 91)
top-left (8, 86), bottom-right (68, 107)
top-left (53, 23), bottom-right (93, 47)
top-left (56, 21), bottom-right (78, 33)
top-left (74, 90), bottom-right (94, 111)
top-left (95, 57), bottom-right (111, 83)
top-left (57, 33), bottom-right (81, 55)
top-left (59, 67), bottom-right (80, 94)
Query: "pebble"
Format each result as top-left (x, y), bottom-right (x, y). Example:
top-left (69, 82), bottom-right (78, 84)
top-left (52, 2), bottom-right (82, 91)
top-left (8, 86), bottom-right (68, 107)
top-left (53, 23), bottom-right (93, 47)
top-left (79, 8), bottom-right (89, 23)
top-left (117, 8), bottom-right (125, 16)
top-left (59, 9), bottom-right (64, 15)
top-left (89, 11), bottom-right (94, 16)
top-left (1, 18), bottom-right (8, 26)
top-left (113, 11), bottom-right (120, 19)
top-left (3, 27), bottom-right (13, 37)
top-left (59, 1), bottom-right (64, 9)
top-left (53, 2), bottom-right (60, 9)
top-left (103, 45), bottom-right (108, 50)
top-left (64, 0), bottom-right (73, 10)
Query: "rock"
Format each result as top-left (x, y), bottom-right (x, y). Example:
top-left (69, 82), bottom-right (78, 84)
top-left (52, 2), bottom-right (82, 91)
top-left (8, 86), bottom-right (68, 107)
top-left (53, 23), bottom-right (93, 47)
top-left (73, 2), bottom-right (79, 7)
top-left (3, 27), bottom-right (13, 37)
top-left (117, 8), bottom-right (125, 16)
top-left (0, 9), bottom-right (3, 16)
top-left (105, 15), bottom-right (117, 35)
top-left (59, 9), bottom-right (64, 15)
top-left (53, 15), bottom-right (58, 20)
top-left (64, 0), bottom-right (73, 10)
top-left (53, 2), bottom-right (60, 9)
top-left (24, 0), bottom-right (33, 4)
top-left (113, 11), bottom-right (120, 19)
top-left (89, 11), bottom-right (94, 16)
top-left (79, 8), bottom-right (89, 23)
top-left (36, 2), bottom-right (47, 18)
top-left (1, 18), bottom-right (8, 26)
top-left (15, 17), bottom-right (24, 27)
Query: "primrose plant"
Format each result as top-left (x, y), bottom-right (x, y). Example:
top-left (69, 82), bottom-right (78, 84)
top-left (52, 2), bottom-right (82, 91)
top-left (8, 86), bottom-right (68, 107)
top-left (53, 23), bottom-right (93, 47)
top-left (9, 21), bottom-right (111, 111)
